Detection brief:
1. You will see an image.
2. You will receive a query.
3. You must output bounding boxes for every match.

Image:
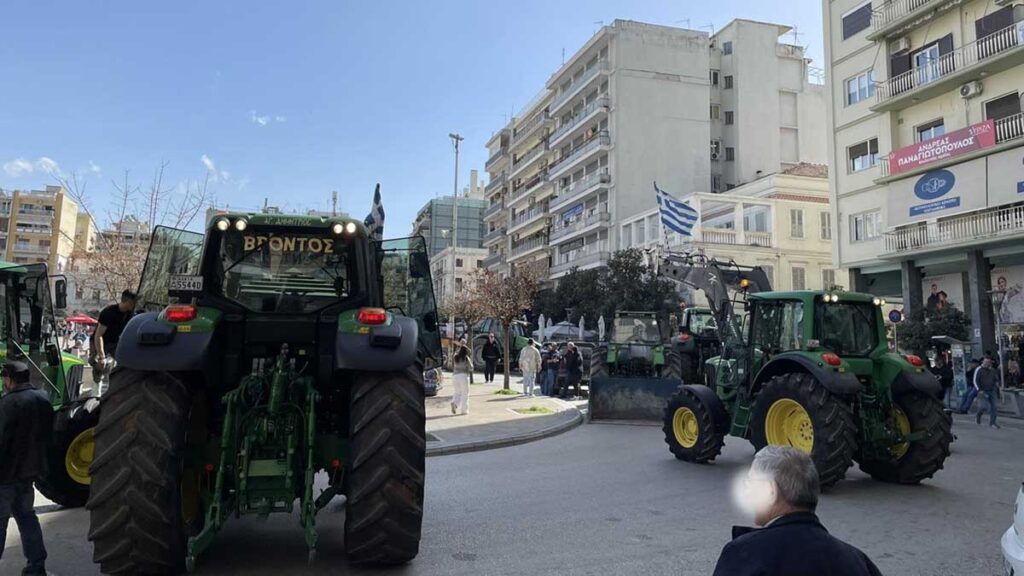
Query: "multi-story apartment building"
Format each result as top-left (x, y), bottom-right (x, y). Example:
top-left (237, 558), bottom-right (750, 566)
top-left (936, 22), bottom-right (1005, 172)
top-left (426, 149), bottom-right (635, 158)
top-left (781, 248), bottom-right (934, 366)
top-left (484, 19), bottom-right (827, 281)
top-left (823, 0), bottom-right (1024, 355)
top-left (0, 186), bottom-right (80, 272)
top-left (430, 246), bottom-right (490, 307)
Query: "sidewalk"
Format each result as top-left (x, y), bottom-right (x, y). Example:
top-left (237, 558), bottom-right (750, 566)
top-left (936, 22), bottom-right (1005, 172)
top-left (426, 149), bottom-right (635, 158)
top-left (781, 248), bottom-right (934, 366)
top-left (426, 372), bottom-right (584, 456)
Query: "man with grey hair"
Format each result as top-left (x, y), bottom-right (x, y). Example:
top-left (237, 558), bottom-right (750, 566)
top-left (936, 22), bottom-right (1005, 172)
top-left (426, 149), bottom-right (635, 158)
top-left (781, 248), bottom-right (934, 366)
top-left (713, 446), bottom-right (882, 576)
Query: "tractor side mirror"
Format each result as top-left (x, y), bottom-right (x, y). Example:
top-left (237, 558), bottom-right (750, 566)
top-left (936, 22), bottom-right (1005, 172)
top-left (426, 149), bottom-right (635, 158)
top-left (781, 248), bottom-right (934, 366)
top-left (54, 277), bottom-right (68, 310)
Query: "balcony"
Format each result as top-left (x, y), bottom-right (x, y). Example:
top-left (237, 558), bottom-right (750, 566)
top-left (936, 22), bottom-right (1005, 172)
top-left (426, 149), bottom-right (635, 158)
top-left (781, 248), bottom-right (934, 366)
top-left (508, 237), bottom-right (547, 260)
top-left (550, 246), bottom-right (610, 277)
top-left (873, 22), bottom-right (1024, 112)
top-left (550, 210), bottom-right (610, 244)
top-left (512, 112), bottom-right (550, 146)
top-left (878, 111), bottom-right (1024, 179)
top-left (509, 171), bottom-right (549, 205)
top-left (548, 131), bottom-right (611, 179)
top-left (697, 228), bottom-right (774, 247)
top-left (882, 203), bottom-right (1024, 255)
top-left (507, 204), bottom-right (548, 235)
top-left (483, 227), bottom-right (507, 246)
top-left (550, 169), bottom-right (612, 212)
top-left (549, 96), bottom-right (610, 147)
top-left (868, 0), bottom-right (958, 41)
top-left (16, 211), bottom-right (54, 224)
top-left (482, 252), bottom-right (504, 269)
top-left (15, 227), bottom-right (52, 237)
top-left (485, 147), bottom-right (509, 170)
top-left (510, 143), bottom-right (549, 179)
top-left (12, 244), bottom-right (51, 255)
top-left (485, 172), bottom-right (506, 194)
top-left (484, 200), bottom-right (504, 220)
top-left (550, 61), bottom-right (610, 114)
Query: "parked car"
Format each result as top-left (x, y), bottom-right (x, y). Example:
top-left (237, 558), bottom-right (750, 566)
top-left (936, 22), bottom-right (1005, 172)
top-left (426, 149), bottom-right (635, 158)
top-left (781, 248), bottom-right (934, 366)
top-left (1004, 481), bottom-right (1024, 576)
top-left (424, 367), bottom-right (444, 397)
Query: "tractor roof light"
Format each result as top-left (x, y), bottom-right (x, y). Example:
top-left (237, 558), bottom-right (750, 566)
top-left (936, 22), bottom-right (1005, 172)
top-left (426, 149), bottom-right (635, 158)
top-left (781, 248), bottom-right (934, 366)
top-left (345, 222), bottom-right (357, 234)
top-left (215, 218), bottom-right (230, 231)
top-left (904, 354), bottom-right (925, 367)
top-left (331, 222), bottom-right (344, 235)
top-left (821, 352), bottom-right (842, 367)
top-left (357, 307), bottom-right (388, 325)
top-left (873, 297), bottom-right (882, 306)
top-left (165, 304), bottom-right (198, 323)
top-left (233, 218), bottom-right (248, 231)
top-left (831, 294), bottom-right (841, 303)
top-left (880, 298), bottom-right (887, 306)
top-left (740, 279), bottom-right (751, 290)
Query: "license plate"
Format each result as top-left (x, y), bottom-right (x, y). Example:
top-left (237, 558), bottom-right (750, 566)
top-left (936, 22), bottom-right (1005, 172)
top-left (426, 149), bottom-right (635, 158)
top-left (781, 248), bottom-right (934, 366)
top-left (169, 275), bottom-right (204, 292)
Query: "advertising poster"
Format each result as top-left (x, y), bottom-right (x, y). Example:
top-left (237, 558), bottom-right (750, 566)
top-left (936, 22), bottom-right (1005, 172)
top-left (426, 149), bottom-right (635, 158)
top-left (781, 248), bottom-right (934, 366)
top-left (992, 266), bottom-right (1024, 325)
top-left (888, 120), bottom-right (995, 176)
top-left (921, 274), bottom-right (964, 313)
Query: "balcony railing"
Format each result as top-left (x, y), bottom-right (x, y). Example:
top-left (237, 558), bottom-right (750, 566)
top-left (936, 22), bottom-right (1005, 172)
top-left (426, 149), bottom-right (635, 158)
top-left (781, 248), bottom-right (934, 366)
top-left (549, 131), bottom-right (611, 176)
top-left (549, 97), bottom-right (609, 145)
top-left (508, 204), bottom-right (548, 231)
top-left (883, 203), bottom-right (1024, 254)
top-left (15, 227), bottom-right (51, 235)
top-left (485, 172), bottom-right (506, 193)
top-left (511, 143), bottom-right (548, 175)
top-left (875, 22), bottom-right (1024, 107)
top-left (510, 171), bottom-right (548, 203)
top-left (550, 169), bottom-right (611, 211)
top-left (551, 246), bottom-right (609, 276)
top-left (484, 200), bottom-right (504, 220)
top-left (12, 244), bottom-right (51, 255)
top-left (485, 147), bottom-right (508, 168)
top-left (550, 210), bottom-right (610, 242)
top-left (879, 111), bottom-right (1024, 178)
top-left (698, 228), bottom-right (774, 247)
top-left (870, 0), bottom-right (950, 38)
top-left (510, 237), bottom-right (547, 258)
top-left (512, 112), bottom-right (549, 144)
top-left (551, 61), bottom-right (609, 112)
top-left (484, 227), bottom-right (507, 244)
top-left (482, 252), bottom-right (504, 269)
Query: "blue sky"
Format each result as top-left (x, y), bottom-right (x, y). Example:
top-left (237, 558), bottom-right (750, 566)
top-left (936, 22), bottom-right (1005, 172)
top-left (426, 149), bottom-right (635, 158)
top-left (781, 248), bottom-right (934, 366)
top-left (0, 0), bottom-right (823, 233)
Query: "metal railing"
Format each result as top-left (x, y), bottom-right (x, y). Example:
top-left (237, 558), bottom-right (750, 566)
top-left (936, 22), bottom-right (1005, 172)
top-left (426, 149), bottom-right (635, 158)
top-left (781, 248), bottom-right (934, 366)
top-left (512, 112), bottom-right (549, 144)
top-left (549, 97), bottom-right (609, 144)
top-left (883, 203), bottom-right (1024, 253)
top-left (15, 227), bottom-right (51, 235)
top-left (510, 236), bottom-right (547, 258)
top-left (549, 131), bottom-right (610, 176)
top-left (483, 227), bottom-right (507, 244)
top-left (871, 0), bottom-right (946, 34)
top-left (551, 246), bottom-right (609, 275)
top-left (509, 204), bottom-right (548, 231)
top-left (511, 143), bottom-right (548, 173)
top-left (486, 147), bottom-right (508, 168)
top-left (484, 200), bottom-right (504, 220)
top-left (551, 61), bottom-right (609, 111)
top-left (510, 171), bottom-right (548, 203)
top-left (550, 210), bottom-right (610, 242)
top-left (12, 244), bottom-right (51, 255)
top-left (876, 22), bottom-right (1024, 105)
top-left (880, 111), bottom-right (1024, 178)
top-left (485, 172), bottom-right (506, 193)
top-left (550, 169), bottom-right (611, 211)
top-left (482, 252), bottom-right (504, 268)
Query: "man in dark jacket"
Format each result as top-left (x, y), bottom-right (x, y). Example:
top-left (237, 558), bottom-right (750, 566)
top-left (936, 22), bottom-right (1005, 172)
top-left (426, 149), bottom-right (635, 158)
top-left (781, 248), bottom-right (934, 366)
top-left (561, 342), bottom-right (583, 399)
top-left (974, 357), bottom-right (1000, 428)
top-left (481, 333), bottom-right (500, 383)
top-left (0, 361), bottom-right (53, 575)
top-left (713, 446), bottom-right (882, 576)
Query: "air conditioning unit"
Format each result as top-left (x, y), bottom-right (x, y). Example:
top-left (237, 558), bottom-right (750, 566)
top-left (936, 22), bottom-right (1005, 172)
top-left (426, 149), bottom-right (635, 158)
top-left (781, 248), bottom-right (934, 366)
top-left (960, 80), bottom-right (984, 99)
top-left (711, 152), bottom-right (721, 161)
top-left (890, 37), bottom-right (911, 54)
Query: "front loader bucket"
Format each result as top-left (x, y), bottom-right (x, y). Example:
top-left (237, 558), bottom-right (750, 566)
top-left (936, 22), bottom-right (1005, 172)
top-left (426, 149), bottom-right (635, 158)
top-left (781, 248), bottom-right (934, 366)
top-left (588, 377), bottom-right (683, 421)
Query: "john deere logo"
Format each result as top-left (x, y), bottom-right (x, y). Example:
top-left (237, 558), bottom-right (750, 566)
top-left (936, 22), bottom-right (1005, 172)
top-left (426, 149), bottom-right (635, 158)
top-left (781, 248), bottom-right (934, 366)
top-left (914, 170), bottom-right (955, 201)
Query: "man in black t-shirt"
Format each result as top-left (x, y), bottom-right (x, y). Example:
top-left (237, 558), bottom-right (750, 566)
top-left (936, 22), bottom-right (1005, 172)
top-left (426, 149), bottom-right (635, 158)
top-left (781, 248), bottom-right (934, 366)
top-left (90, 290), bottom-right (137, 387)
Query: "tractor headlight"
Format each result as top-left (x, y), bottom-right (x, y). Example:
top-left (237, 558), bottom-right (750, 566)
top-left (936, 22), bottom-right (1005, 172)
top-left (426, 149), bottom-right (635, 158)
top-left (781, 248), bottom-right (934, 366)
top-left (832, 294), bottom-right (840, 303)
top-left (880, 298), bottom-right (887, 306)
top-left (873, 297), bottom-right (881, 306)
top-left (331, 223), bottom-right (344, 235)
top-left (215, 218), bottom-right (230, 231)
top-left (234, 218), bottom-right (248, 231)
top-left (345, 222), bottom-right (357, 234)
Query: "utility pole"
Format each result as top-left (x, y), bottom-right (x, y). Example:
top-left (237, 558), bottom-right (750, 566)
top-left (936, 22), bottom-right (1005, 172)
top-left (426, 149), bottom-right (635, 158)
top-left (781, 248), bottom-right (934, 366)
top-left (448, 133), bottom-right (463, 364)
top-left (331, 190), bottom-right (338, 216)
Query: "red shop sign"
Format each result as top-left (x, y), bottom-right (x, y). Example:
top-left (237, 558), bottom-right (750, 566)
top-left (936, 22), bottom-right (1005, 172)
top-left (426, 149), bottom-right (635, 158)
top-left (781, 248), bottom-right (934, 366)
top-left (889, 120), bottom-right (996, 176)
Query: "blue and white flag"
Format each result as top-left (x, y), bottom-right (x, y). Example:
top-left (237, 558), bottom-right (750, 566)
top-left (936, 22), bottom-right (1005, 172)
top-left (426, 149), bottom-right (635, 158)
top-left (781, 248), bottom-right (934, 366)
top-left (655, 182), bottom-right (698, 237)
top-left (364, 184), bottom-right (385, 241)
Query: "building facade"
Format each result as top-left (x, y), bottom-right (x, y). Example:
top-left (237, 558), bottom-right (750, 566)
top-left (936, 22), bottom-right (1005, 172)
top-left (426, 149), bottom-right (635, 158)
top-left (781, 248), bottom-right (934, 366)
top-left (412, 178), bottom-right (487, 259)
top-left (0, 186), bottom-right (81, 273)
top-left (430, 246), bottom-right (489, 307)
top-left (823, 0), bottom-right (1024, 355)
top-left (484, 19), bottom-right (827, 281)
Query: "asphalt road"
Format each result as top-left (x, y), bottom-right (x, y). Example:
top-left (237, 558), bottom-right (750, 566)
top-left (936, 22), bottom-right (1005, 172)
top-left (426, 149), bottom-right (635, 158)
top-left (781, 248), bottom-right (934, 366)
top-left (3, 415), bottom-right (1021, 576)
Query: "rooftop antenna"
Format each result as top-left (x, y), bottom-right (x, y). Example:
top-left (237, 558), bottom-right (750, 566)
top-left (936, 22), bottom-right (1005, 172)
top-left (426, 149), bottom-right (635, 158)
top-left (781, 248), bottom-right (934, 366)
top-left (700, 22), bottom-right (715, 36)
top-left (331, 190), bottom-right (338, 216)
top-left (675, 18), bottom-right (691, 29)
top-left (594, 20), bottom-right (603, 33)
top-left (790, 26), bottom-right (803, 46)
top-left (562, 47), bottom-right (565, 64)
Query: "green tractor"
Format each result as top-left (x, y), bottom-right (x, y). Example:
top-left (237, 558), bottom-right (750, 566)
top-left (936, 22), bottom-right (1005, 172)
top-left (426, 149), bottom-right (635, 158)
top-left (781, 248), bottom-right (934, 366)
top-left (590, 311), bottom-right (681, 380)
top-left (0, 261), bottom-right (94, 507)
top-left (86, 215), bottom-right (441, 573)
top-left (671, 306), bottom-right (719, 383)
top-left (657, 253), bottom-right (952, 487)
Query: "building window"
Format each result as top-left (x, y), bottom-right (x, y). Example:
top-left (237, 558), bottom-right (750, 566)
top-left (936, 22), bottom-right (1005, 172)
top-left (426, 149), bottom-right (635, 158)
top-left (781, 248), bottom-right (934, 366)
top-left (848, 138), bottom-right (879, 172)
top-left (761, 265), bottom-right (775, 287)
top-left (636, 220), bottom-right (646, 245)
top-left (790, 209), bottom-right (804, 238)
top-left (710, 104), bottom-right (721, 120)
top-left (724, 75), bottom-right (734, 89)
top-left (476, 259), bottom-right (483, 268)
top-left (916, 119), bottom-right (945, 142)
top-left (710, 70), bottom-right (720, 86)
top-left (456, 258), bottom-right (463, 267)
top-left (845, 70), bottom-right (875, 105)
top-left (711, 174), bottom-right (723, 192)
top-left (621, 224), bottom-right (632, 248)
top-left (722, 41), bottom-right (733, 55)
top-left (985, 92), bottom-right (1022, 121)
top-left (725, 147), bottom-right (736, 162)
top-left (724, 111), bottom-right (735, 125)
top-left (820, 211), bottom-right (832, 240)
top-left (792, 266), bottom-right (807, 290)
top-left (851, 211), bottom-right (882, 242)
top-left (842, 2), bottom-right (872, 40)
top-left (822, 269), bottom-right (836, 288)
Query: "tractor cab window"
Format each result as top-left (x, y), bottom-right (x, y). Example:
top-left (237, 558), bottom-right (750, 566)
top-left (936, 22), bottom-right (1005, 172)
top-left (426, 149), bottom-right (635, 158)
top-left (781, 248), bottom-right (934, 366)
top-left (612, 314), bottom-right (665, 344)
top-left (816, 300), bottom-right (878, 356)
top-left (0, 263), bottom-right (62, 401)
top-left (220, 231), bottom-right (356, 313)
top-left (137, 226), bottom-right (205, 311)
top-left (751, 300), bottom-right (804, 355)
top-left (687, 311), bottom-right (717, 334)
top-left (377, 237), bottom-right (442, 364)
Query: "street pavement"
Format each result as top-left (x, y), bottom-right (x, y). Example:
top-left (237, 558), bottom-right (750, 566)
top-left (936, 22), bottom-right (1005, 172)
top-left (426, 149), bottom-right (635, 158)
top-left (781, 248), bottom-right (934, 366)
top-left (3, 414), bottom-right (1021, 575)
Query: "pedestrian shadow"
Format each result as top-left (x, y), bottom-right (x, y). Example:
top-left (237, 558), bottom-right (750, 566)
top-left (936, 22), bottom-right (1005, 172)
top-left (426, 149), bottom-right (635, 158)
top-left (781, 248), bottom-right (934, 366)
top-left (426, 413), bottom-right (459, 421)
top-left (35, 504), bottom-right (64, 515)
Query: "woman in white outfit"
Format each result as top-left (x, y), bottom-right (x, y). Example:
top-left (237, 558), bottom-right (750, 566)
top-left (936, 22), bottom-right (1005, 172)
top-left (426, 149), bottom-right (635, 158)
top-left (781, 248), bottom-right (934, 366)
top-left (451, 340), bottom-right (472, 415)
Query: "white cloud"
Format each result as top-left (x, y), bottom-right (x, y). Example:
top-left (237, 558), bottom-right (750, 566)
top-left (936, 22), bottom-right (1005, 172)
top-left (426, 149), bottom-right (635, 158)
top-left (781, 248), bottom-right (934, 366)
top-left (2, 156), bottom-right (62, 177)
top-left (274, 115), bottom-right (286, 123)
top-left (250, 110), bottom-right (286, 127)
top-left (3, 158), bottom-right (34, 177)
top-left (88, 160), bottom-right (102, 175)
top-left (36, 157), bottom-right (60, 175)
top-left (200, 154), bottom-right (231, 182)
top-left (201, 154), bottom-right (216, 172)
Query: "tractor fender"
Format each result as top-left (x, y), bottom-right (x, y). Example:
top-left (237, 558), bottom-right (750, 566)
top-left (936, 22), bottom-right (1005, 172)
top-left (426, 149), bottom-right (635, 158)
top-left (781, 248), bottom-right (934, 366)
top-left (335, 315), bottom-right (419, 371)
top-left (753, 353), bottom-right (862, 396)
top-left (891, 369), bottom-right (942, 397)
top-left (115, 312), bottom-right (215, 372)
top-left (683, 384), bottom-right (731, 435)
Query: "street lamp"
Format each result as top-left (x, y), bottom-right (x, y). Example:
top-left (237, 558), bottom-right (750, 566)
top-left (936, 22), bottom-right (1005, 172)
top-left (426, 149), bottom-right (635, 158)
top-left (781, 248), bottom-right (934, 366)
top-left (448, 133), bottom-right (463, 304)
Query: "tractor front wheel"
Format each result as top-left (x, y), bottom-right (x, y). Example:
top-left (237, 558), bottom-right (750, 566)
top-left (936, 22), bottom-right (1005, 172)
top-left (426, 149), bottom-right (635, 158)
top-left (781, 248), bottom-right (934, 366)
top-left (858, 392), bottom-right (952, 484)
top-left (661, 350), bottom-right (683, 380)
top-left (345, 364), bottom-right (426, 565)
top-left (750, 373), bottom-right (857, 488)
top-left (36, 407), bottom-right (99, 508)
top-left (87, 369), bottom-right (191, 575)
top-left (662, 386), bottom-right (725, 463)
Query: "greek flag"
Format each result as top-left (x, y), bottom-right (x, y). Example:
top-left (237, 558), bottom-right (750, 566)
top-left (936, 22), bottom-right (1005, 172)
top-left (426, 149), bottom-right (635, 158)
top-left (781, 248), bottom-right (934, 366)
top-left (364, 184), bottom-right (385, 241)
top-left (655, 183), bottom-right (698, 237)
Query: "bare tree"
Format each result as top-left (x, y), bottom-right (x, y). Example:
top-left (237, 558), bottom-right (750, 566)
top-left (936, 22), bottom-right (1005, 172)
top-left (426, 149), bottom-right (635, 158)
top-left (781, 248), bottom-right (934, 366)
top-left (473, 262), bottom-right (545, 390)
top-left (438, 292), bottom-right (487, 366)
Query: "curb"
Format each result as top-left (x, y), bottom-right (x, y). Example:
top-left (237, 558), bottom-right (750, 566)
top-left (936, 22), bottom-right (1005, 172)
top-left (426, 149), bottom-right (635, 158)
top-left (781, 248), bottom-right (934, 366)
top-left (426, 404), bottom-right (584, 457)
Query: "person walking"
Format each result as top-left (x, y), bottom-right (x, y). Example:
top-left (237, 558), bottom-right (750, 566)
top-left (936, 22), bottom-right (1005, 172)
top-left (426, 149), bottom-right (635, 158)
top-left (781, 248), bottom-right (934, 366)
top-left (930, 356), bottom-right (954, 407)
top-left (90, 290), bottom-right (137, 391)
top-left (518, 339), bottom-right (542, 397)
top-left (957, 359), bottom-right (981, 414)
top-left (561, 342), bottom-right (583, 399)
top-left (450, 339), bottom-right (472, 415)
top-left (714, 446), bottom-right (882, 576)
top-left (973, 357), bottom-right (1000, 428)
top-left (482, 333), bottom-right (501, 384)
top-left (542, 343), bottom-right (561, 396)
top-left (0, 361), bottom-right (53, 576)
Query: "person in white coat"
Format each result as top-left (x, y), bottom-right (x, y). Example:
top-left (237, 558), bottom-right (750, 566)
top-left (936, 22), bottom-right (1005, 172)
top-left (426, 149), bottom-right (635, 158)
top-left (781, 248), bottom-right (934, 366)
top-left (518, 339), bottom-right (543, 397)
top-left (451, 339), bottom-right (472, 415)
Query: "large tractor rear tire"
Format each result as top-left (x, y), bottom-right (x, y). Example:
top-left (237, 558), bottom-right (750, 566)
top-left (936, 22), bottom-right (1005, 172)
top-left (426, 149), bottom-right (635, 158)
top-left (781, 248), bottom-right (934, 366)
top-left (750, 373), bottom-right (857, 488)
top-left (37, 407), bottom-right (99, 508)
top-left (345, 364), bottom-right (426, 565)
top-left (662, 350), bottom-right (683, 380)
top-left (590, 346), bottom-right (609, 380)
top-left (87, 369), bottom-right (191, 575)
top-left (858, 392), bottom-right (952, 484)
top-left (663, 386), bottom-right (725, 463)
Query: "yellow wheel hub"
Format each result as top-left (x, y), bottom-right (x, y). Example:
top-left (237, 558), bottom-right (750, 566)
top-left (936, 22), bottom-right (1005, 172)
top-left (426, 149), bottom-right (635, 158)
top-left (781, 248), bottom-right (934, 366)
top-left (672, 407), bottom-right (700, 449)
top-left (765, 399), bottom-right (814, 453)
top-left (892, 406), bottom-right (911, 460)
top-left (65, 428), bottom-right (95, 486)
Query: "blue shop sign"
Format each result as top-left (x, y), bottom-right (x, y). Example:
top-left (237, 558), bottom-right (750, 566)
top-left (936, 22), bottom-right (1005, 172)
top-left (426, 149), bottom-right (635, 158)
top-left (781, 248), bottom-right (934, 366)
top-left (561, 203), bottom-right (584, 221)
top-left (910, 169), bottom-right (961, 217)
